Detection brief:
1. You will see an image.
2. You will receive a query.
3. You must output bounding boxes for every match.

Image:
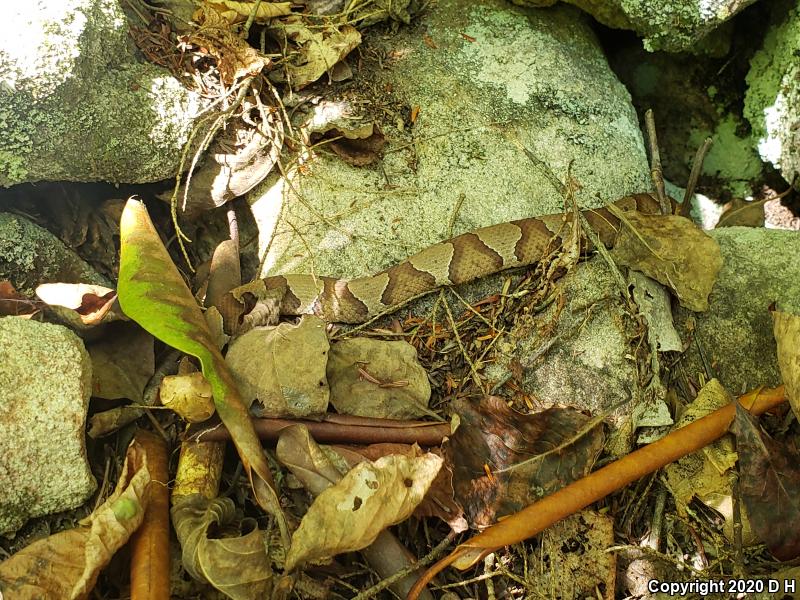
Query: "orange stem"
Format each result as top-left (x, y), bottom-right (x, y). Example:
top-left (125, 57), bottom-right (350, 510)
top-left (407, 385), bottom-right (786, 599)
top-left (130, 429), bottom-right (171, 600)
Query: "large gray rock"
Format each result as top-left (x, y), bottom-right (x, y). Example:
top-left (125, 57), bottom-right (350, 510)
top-left (0, 0), bottom-right (212, 186)
top-left (0, 212), bottom-right (110, 295)
top-left (512, 0), bottom-right (755, 53)
top-left (0, 317), bottom-right (96, 535)
top-left (249, 0), bottom-right (651, 282)
top-left (676, 227), bottom-right (800, 394)
top-left (744, 1), bottom-right (800, 187)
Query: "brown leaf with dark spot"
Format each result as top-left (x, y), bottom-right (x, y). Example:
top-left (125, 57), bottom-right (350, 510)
top-left (335, 443), bottom-right (468, 533)
top-left (731, 403), bottom-right (800, 560)
top-left (447, 396), bottom-right (605, 528)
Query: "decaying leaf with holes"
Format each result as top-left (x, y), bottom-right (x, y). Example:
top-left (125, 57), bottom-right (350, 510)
top-left (284, 451), bottom-right (442, 572)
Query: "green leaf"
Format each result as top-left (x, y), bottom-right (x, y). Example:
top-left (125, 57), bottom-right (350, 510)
top-left (117, 199), bottom-right (289, 549)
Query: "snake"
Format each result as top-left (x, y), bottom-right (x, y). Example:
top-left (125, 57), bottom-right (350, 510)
top-left (218, 193), bottom-right (663, 329)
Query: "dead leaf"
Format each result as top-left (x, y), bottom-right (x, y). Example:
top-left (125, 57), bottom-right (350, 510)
top-left (199, 0), bottom-right (292, 25)
top-left (160, 372), bottom-right (216, 422)
top-left (716, 198), bottom-right (767, 228)
top-left (225, 315), bottom-right (330, 417)
top-left (35, 283), bottom-right (124, 328)
top-left (446, 396), bottom-right (604, 528)
top-left (0, 439), bottom-right (152, 599)
top-left (164, 107), bottom-right (283, 217)
top-left (181, 23), bottom-right (266, 85)
top-left (0, 280), bottom-right (41, 317)
top-left (531, 511), bottom-right (615, 599)
top-left (88, 322), bottom-right (154, 401)
top-left (608, 211), bottom-right (722, 312)
top-left (731, 403), bottom-right (800, 560)
top-left (663, 379), bottom-right (754, 543)
top-left (270, 16), bottom-right (361, 89)
top-left (284, 451), bottom-right (442, 571)
top-left (771, 308), bottom-right (800, 421)
top-left (335, 443), bottom-right (467, 533)
top-left (327, 338), bottom-right (431, 419)
top-left (172, 494), bottom-right (273, 599)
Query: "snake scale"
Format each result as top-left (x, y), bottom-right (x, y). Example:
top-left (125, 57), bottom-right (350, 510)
top-left (219, 193), bottom-right (662, 329)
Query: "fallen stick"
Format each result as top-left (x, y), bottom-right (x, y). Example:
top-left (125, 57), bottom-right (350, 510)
top-left (406, 385), bottom-right (786, 599)
top-left (187, 414), bottom-right (452, 447)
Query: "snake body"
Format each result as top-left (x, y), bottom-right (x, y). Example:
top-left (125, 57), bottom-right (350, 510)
top-left (221, 193), bottom-right (662, 327)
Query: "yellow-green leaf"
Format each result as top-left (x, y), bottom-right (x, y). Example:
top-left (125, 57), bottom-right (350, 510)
top-left (117, 199), bottom-right (289, 549)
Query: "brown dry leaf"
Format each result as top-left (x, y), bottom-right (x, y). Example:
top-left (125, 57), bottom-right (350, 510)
top-left (447, 396), bottom-right (604, 528)
top-left (608, 210), bottom-right (722, 312)
top-left (200, 0), bottom-right (292, 25)
top-left (172, 494), bottom-right (273, 599)
top-left (226, 315), bottom-right (330, 416)
top-left (88, 322), bottom-right (154, 401)
top-left (0, 439), bottom-right (152, 599)
top-left (716, 198), bottom-right (767, 228)
top-left (276, 424), bottom-right (347, 495)
top-left (35, 282), bottom-right (124, 328)
top-left (327, 338), bottom-right (431, 419)
top-left (731, 403), bottom-right (800, 560)
top-left (772, 308), bottom-right (800, 421)
top-left (0, 280), bottom-right (41, 317)
top-left (166, 107), bottom-right (283, 217)
top-left (336, 443), bottom-right (468, 533)
top-left (284, 451), bottom-right (442, 571)
top-left (272, 16), bottom-right (361, 89)
top-left (160, 372), bottom-right (216, 423)
top-left (182, 22), bottom-right (266, 85)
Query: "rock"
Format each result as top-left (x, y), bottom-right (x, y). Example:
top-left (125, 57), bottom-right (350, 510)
top-left (0, 212), bottom-right (110, 295)
top-left (0, 0), bottom-right (213, 186)
top-left (248, 0), bottom-right (650, 283)
top-left (512, 0), bottom-right (756, 53)
top-left (0, 317), bottom-right (96, 535)
top-left (675, 227), bottom-right (800, 394)
top-left (744, 1), bottom-right (800, 186)
top-left (484, 259), bottom-right (650, 441)
top-left (609, 43), bottom-right (765, 198)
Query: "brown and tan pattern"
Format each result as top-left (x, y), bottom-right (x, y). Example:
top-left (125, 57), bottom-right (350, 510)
top-left (222, 194), bottom-right (663, 327)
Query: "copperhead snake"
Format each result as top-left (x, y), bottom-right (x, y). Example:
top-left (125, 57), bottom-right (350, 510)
top-left (219, 193), bottom-right (663, 329)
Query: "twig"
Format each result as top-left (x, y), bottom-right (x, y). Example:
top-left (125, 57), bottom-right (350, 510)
top-left (242, 0), bottom-right (263, 39)
top-left (644, 109), bottom-right (670, 215)
top-left (406, 385), bottom-right (787, 599)
top-left (442, 294), bottom-right (483, 390)
top-left (352, 531), bottom-right (458, 600)
top-left (681, 137), bottom-right (713, 218)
